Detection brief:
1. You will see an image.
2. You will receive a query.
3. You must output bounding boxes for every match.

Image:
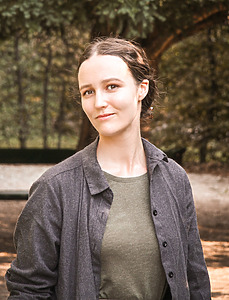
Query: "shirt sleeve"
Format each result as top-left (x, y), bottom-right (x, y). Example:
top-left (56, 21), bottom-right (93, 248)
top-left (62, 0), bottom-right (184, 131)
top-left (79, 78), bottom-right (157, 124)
top-left (184, 173), bottom-right (211, 299)
top-left (5, 177), bottom-right (62, 299)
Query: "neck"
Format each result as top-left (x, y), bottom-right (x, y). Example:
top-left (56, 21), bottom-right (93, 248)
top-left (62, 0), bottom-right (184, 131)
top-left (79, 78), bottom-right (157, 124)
top-left (97, 132), bottom-right (147, 177)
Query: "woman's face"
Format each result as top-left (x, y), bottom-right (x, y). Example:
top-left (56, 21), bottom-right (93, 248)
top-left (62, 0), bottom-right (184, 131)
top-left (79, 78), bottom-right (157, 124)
top-left (78, 54), bottom-right (148, 138)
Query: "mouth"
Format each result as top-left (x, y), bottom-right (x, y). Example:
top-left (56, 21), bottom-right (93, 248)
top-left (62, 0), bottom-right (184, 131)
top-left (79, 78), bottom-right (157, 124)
top-left (96, 113), bottom-right (115, 120)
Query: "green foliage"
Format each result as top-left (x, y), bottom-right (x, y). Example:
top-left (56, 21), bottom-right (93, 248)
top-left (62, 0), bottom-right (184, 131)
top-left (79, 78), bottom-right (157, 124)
top-left (0, 0), bottom-right (228, 41)
top-left (88, 0), bottom-right (162, 38)
top-left (0, 0), bottom-right (86, 37)
top-left (83, 0), bottom-right (228, 38)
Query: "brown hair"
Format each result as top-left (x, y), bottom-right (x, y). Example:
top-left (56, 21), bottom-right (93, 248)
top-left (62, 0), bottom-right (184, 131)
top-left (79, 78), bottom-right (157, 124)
top-left (78, 37), bottom-right (157, 118)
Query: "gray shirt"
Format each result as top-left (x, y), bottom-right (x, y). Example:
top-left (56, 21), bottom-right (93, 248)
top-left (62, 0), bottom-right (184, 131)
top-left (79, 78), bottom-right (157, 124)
top-left (5, 138), bottom-right (211, 299)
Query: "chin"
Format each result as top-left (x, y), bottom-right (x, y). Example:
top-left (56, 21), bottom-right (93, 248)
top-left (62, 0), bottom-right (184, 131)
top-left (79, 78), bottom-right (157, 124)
top-left (94, 126), bottom-right (119, 137)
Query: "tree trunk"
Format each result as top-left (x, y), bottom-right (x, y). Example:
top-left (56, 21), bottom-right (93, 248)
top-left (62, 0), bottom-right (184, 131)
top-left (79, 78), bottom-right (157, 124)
top-left (199, 28), bottom-right (218, 163)
top-left (14, 33), bottom-right (27, 149)
top-left (57, 81), bottom-right (65, 149)
top-left (56, 27), bottom-right (70, 149)
top-left (207, 27), bottom-right (218, 121)
top-left (42, 42), bottom-right (52, 149)
top-left (199, 141), bottom-right (207, 163)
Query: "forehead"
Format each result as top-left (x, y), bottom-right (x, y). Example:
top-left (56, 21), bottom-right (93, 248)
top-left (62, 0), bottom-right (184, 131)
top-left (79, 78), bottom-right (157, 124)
top-left (78, 54), bottom-right (131, 83)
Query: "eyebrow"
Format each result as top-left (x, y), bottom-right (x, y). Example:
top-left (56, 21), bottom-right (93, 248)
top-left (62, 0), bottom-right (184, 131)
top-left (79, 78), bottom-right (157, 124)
top-left (79, 78), bottom-right (124, 91)
top-left (79, 84), bottom-right (91, 91)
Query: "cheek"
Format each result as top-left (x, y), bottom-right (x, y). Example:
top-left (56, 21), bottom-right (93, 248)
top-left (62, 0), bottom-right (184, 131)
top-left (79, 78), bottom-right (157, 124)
top-left (114, 90), bottom-right (137, 109)
top-left (81, 101), bottom-right (90, 113)
top-left (121, 92), bottom-right (139, 112)
top-left (81, 103), bottom-right (92, 121)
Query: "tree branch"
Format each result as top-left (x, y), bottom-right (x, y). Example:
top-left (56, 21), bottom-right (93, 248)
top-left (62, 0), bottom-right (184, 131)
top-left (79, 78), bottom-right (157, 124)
top-left (142, 4), bottom-right (228, 61)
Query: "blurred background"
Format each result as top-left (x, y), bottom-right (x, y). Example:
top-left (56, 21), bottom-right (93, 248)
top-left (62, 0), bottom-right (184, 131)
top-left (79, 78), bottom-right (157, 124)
top-left (0, 0), bottom-right (228, 166)
top-left (0, 0), bottom-right (229, 299)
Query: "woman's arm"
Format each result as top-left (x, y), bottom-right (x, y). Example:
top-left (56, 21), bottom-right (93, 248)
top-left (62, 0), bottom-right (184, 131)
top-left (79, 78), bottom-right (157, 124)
top-left (5, 178), bottom-right (61, 299)
top-left (184, 175), bottom-right (211, 299)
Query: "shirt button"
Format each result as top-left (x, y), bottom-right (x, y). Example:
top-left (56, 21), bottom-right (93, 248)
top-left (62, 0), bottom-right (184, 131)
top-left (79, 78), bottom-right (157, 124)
top-left (153, 210), bottom-right (158, 216)
top-left (163, 241), bottom-right (168, 247)
top-left (169, 272), bottom-right (174, 278)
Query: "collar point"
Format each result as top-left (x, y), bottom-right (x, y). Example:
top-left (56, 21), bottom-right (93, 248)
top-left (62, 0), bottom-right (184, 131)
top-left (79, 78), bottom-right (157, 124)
top-left (163, 156), bottom-right (169, 163)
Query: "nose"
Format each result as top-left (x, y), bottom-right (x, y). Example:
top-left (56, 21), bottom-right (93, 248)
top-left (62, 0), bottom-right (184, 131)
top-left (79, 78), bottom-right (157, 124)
top-left (94, 90), bottom-right (108, 108)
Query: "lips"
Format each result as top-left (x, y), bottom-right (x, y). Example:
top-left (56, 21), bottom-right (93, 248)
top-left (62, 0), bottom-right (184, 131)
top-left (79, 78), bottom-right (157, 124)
top-left (96, 113), bottom-right (115, 119)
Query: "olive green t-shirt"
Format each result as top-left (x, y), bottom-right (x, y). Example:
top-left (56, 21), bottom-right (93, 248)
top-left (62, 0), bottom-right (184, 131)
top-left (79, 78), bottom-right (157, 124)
top-left (99, 172), bottom-right (167, 300)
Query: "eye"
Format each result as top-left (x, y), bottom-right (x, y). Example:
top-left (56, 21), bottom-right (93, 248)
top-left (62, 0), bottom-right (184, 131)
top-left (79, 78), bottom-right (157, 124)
top-left (107, 84), bottom-right (118, 90)
top-left (82, 89), bottom-right (94, 96)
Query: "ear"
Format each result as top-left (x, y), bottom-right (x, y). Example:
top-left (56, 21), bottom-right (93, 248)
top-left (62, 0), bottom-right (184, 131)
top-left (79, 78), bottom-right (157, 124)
top-left (138, 79), bottom-right (149, 101)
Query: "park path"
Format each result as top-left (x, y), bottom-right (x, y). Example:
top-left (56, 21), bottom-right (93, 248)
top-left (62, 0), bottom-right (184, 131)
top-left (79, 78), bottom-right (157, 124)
top-left (0, 164), bottom-right (229, 299)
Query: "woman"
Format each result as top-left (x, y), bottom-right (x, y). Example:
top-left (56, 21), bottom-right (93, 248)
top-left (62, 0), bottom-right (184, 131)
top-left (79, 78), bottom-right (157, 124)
top-left (6, 37), bottom-right (211, 299)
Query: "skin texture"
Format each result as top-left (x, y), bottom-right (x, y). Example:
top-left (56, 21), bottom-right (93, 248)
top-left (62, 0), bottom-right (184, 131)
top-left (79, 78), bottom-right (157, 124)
top-left (78, 54), bottom-right (149, 177)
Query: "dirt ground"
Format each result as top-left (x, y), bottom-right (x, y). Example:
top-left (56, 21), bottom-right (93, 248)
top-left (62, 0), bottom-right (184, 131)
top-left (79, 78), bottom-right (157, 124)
top-left (0, 164), bottom-right (229, 299)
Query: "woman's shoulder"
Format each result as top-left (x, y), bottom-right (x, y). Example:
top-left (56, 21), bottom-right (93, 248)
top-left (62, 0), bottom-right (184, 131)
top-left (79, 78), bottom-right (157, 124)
top-left (38, 150), bottom-right (83, 184)
top-left (143, 138), bottom-right (188, 181)
top-left (40, 139), bottom-right (97, 180)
